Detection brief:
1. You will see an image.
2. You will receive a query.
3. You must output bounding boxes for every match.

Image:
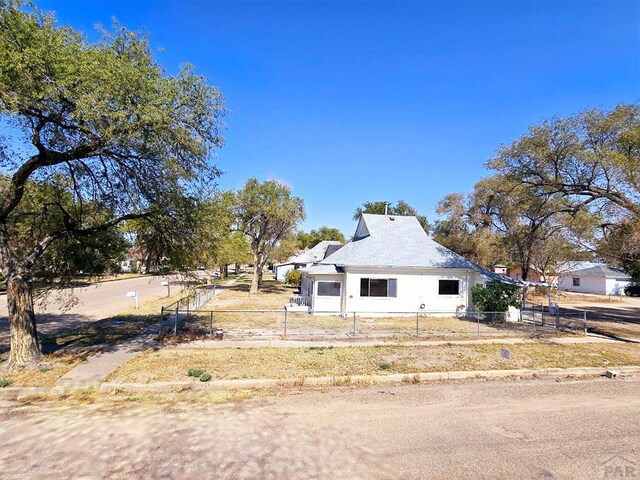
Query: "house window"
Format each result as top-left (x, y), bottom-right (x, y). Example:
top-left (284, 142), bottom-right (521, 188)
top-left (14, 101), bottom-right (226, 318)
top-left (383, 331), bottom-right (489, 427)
top-left (572, 277), bottom-right (580, 287)
top-left (438, 280), bottom-right (460, 295)
top-left (317, 281), bottom-right (341, 297)
top-left (360, 278), bottom-right (397, 297)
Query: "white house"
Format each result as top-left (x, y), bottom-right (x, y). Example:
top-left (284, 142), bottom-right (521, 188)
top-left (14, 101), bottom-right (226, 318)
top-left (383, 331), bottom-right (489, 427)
top-left (274, 240), bottom-right (342, 281)
top-left (299, 214), bottom-right (507, 315)
top-left (558, 264), bottom-right (631, 295)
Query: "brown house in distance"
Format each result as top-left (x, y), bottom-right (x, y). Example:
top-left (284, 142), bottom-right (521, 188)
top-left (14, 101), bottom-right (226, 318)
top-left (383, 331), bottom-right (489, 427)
top-left (493, 265), bottom-right (558, 284)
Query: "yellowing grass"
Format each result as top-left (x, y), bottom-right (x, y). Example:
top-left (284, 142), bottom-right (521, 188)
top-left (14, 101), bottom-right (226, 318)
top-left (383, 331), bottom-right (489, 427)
top-left (108, 343), bottom-right (640, 384)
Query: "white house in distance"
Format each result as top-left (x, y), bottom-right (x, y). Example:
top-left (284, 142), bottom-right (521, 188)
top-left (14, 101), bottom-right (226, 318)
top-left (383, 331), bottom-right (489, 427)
top-left (274, 240), bottom-right (342, 281)
top-left (299, 214), bottom-right (506, 315)
top-left (557, 264), bottom-right (631, 295)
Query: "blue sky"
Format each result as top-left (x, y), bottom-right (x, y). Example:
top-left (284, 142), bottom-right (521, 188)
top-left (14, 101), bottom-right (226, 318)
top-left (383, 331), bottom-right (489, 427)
top-left (38, 0), bottom-right (640, 235)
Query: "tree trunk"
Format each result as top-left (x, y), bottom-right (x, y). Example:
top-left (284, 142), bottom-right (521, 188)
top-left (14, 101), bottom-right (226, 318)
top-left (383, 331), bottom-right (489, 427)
top-left (250, 262), bottom-right (260, 294)
top-left (257, 267), bottom-right (263, 289)
top-left (6, 274), bottom-right (42, 368)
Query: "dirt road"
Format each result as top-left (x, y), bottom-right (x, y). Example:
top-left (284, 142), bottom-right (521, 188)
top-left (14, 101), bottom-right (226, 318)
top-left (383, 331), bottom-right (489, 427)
top-left (1, 377), bottom-right (638, 479)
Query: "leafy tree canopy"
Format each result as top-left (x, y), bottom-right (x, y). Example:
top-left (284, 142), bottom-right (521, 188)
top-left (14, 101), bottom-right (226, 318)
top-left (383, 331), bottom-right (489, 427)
top-left (296, 226), bottom-right (345, 250)
top-left (0, 0), bottom-right (225, 367)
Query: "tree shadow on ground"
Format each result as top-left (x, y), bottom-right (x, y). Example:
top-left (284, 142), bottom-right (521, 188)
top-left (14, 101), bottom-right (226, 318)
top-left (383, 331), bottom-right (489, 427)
top-left (226, 281), bottom-right (291, 295)
top-left (0, 311), bottom-right (162, 358)
top-left (560, 305), bottom-right (640, 342)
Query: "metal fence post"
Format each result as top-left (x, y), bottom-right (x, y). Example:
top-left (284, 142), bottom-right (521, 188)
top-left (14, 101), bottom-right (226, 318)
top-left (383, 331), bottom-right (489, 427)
top-left (477, 314), bottom-right (480, 339)
top-left (416, 313), bottom-right (419, 338)
top-left (556, 309), bottom-right (560, 329)
top-left (284, 307), bottom-right (288, 338)
top-left (209, 311), bottom-right (213, 338)
top-left (159, 306), bottom-right (164, 335)
top-left (353, 312), bottom-right (356, 336)
top-left (532, 308), bottom-right (536, 333)
top-left (583, 310), bottom-right (587, 335)
top-left (174, 302), bottom-right (179, 336)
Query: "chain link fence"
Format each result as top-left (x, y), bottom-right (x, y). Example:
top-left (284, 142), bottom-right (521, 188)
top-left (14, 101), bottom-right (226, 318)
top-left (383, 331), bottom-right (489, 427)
top-left (521, 302), bottom-right (588, 335)
top-left (159, 284), bottom-right (217, 335)
top-left (160, 305), bottom-right (588, 340)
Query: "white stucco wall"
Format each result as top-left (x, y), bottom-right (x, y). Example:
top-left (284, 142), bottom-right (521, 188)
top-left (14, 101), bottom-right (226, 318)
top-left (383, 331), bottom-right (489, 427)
top-left (311, 274), bottom-right (344, 313)
top-left (558, 275), bottom-right (607, 294)
top-left (304, 267), bottom-right (496, 314)
top-left (606, 277), bottom-right (630, 295)
top-left (336, 267), bottom-right (476, 314)
top-left (274, 263), bottom-right (295, 282)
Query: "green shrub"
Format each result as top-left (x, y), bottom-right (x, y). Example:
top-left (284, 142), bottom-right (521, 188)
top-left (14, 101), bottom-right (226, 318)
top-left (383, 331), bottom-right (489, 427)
top-left (199, 372), bottom-right (212, 382)
top-left (378, 363), bottom-right (391, 371)
top-left (285, 269), bottom-right (302, 287)
top-left (471, 280), bottom-right (521, 312)
top-left (0, 378), bottom-right (12, 388)
top-left (187, 368), bottom-right (205, 377)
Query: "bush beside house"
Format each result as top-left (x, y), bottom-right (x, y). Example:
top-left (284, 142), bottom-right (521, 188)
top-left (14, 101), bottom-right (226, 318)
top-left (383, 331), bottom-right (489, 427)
top-left (471, 281), bottom-right (521, 322)
top-left (285, 269), bottom-right (302, 287)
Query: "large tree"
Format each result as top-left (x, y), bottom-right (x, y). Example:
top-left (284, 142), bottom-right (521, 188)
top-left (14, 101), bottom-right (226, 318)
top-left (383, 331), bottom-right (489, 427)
top-left (489, 104), bottom-right (640, 276)
top-left (296, 226), bottom-right (345, 249)
top-left (432, 193), bottom-right (505, 268)
top-left (0, 2), bottom-right (224, 367)
top-left (353, 200), bottom-right (430, 233)
top-left (236, 178), bottom-right (305, 293)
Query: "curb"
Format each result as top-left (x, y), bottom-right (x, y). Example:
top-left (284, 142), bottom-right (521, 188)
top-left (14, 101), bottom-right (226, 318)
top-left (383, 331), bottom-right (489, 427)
top-left (1, 366), bottom-right (638, 400)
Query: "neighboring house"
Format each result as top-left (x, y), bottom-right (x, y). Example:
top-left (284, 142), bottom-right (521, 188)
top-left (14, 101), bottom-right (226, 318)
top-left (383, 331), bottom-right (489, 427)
top-left (493, 264), bottom-right (508, 276)
top-left (299, 214), bottom-right (508, 315)
top-left (120, 247), bottom-right (146, 273)
top-left (274, 240), bottom-right (343, 281)
top-left (557, 264), bottom-right (631, 295)
top-left (493, 265), bottom-right (557, 283)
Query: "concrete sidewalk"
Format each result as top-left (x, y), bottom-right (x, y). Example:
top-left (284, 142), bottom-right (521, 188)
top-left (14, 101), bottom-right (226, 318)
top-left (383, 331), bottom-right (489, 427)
top-left (57, 276), bottom-right (241, 386)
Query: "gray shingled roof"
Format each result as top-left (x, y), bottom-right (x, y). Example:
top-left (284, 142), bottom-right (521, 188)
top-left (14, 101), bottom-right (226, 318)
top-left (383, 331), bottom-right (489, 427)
top-left (281, 240), bottom-right (342, 265)
top-left (564, 264), bottom-right (631, 279)
top-left (300, 264), bottom-right (344, 275)
top-left (320, 214), bottom-right (506, 281)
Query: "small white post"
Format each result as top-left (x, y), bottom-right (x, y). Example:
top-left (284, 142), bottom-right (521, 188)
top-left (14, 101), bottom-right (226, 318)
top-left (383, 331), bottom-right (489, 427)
top-left (126, 290), bottom-right (139, 309)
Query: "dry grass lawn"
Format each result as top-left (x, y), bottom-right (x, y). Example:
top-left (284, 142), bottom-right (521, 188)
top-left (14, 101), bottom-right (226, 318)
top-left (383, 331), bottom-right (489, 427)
top-left (108, 342), bottom-right (640, 383)
top-left (187, 311), bottom-right (547, 340)
top-left (0, 350), bottom-right (93, 387)
top-left (203, 274), bottom-right (295, 310)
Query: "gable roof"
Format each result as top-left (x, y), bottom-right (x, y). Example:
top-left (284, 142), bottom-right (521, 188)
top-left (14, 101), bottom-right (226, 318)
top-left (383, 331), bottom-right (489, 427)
top-left (562, 264), bottom-right (631, 279)
top-left (321, 214), bottom-right (506, 281)
top-left (283, 240), bottom-right (342, 265)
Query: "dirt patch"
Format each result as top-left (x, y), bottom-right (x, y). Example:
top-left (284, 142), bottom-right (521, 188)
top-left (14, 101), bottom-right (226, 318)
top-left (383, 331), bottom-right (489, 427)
top-left (528, 291), bottom-right (640, 340)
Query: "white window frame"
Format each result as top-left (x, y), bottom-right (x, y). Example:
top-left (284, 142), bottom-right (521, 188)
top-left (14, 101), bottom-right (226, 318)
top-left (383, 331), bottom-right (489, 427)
top-left (316, 280), bottom-right (341, 297)
top-left (438, 279), bottom-right (461, 296)
top-left (359, 278), bottom-right (398, 298)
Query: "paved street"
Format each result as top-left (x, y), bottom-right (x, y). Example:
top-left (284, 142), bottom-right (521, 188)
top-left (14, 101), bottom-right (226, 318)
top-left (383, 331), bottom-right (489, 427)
top-left (1, 377), bottom-right (638, 479)
top-left (0, 275), bottom-right (190, 348)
